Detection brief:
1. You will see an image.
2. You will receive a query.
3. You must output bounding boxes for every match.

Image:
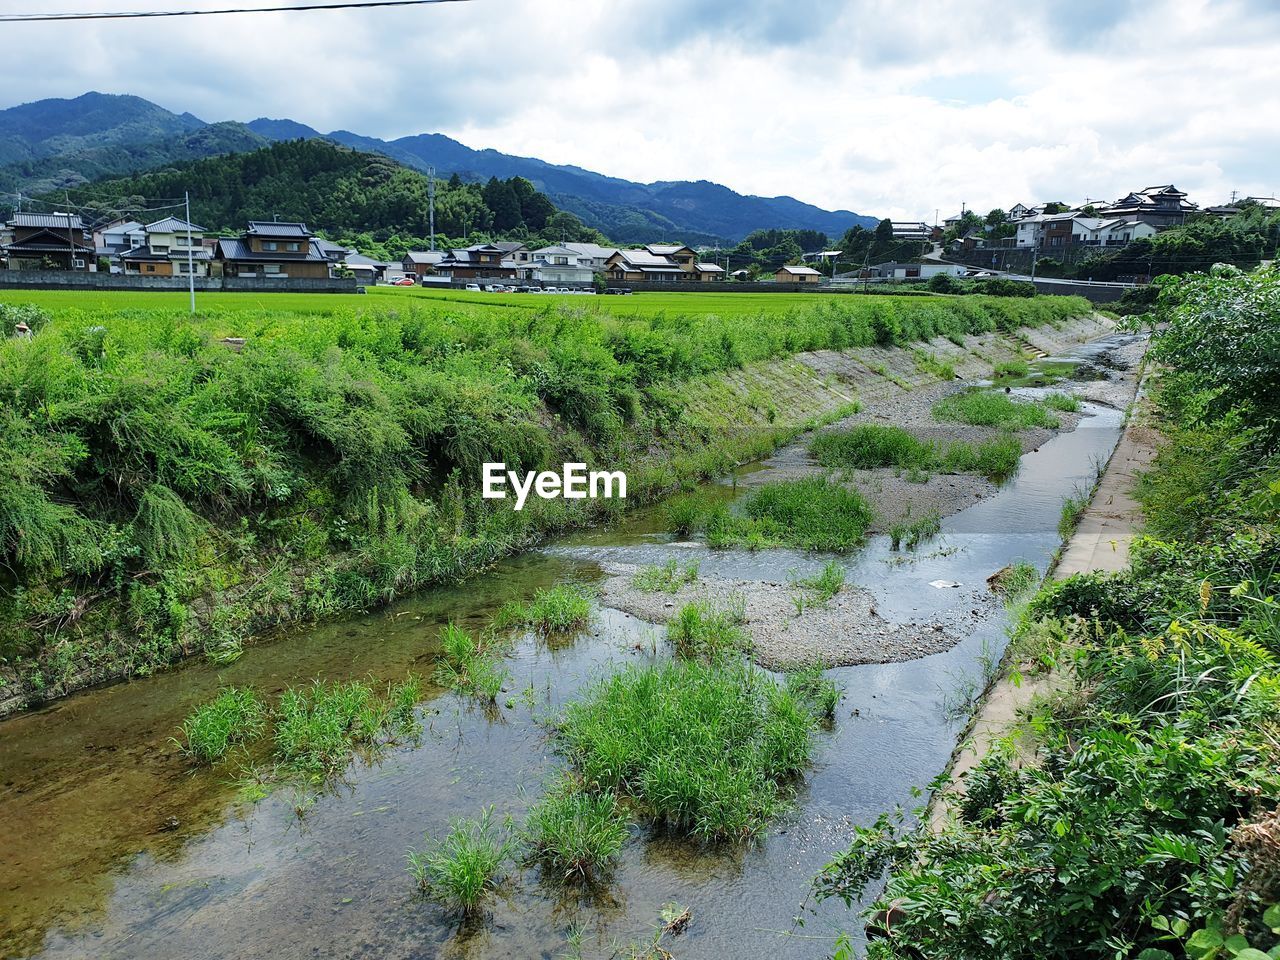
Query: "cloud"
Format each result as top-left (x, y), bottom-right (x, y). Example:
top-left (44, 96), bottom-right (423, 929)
top-left (0, 0), bottom-right (1275, 219)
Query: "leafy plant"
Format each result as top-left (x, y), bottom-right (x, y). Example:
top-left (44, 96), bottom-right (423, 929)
top-left (523, 782), bottom-right (630, 882)
top-left (178, 686), bottom-right (266, 762)
top-left (407, 805), bottom-right (514, 915)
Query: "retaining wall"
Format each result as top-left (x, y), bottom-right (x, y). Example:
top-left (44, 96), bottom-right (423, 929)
top-left (0, 271), bottom-right (359, 293)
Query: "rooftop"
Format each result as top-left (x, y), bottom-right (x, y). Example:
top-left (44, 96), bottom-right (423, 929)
top-left (246, 220), bottom-right (312, 238)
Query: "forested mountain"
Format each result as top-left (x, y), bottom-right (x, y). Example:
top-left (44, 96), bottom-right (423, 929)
top-left (58, 139), bottom-right (605, 257)
top-left (0, 92), bottom-right (876, 244)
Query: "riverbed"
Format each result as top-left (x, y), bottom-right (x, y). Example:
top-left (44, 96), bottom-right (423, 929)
top-left (0, 333), bottom-right (1141, 959)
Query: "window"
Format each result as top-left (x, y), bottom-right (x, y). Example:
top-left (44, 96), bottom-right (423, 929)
top-left (263, 241), bottom-right (278, 251)
top-left (286, 242), bottom-right (301, 251)
top-left (145, 265), bottom-right (156, 273)
top-left (264, 264), bottom-right (281, 274)
top-left (73, 258), bottom-right (85, 268)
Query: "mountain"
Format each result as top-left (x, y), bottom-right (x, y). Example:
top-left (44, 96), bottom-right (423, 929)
top-left (0, 93), bottom-right (877, 243)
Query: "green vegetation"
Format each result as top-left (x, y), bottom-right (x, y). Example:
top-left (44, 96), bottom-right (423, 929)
top-left (496, 585), bottom-right (592, 633)
top-left (632, 558), bottom-right (700, 593)
top-left (666, 599), bottom-right (750, 660)
top-left (0, 289), bottom-right (1089, 705)
top-left (178, 686), bottom-right (266, 762)
top-left (433, 623), bottom-right (509, 703)
top-left (407, 806), bottom-right (515, 916)
top-left (912, 350), bottom-right (957, 381)
top-left (701, 478), bottom-right (874, 552)
top-left (273, 677), bottom-right (421, 776)
top-left (811, 424), bottom-right (1023, 482)
top-left (786, 665), bottom-right (843, 721)
top-left (932, 390), bottom-right (1062, 430)
top-left (792, 560), bottom-right (847, 605)
top-left (556, 658), bottom-right (820, 839)
top-left (817, 266), bottom-right (1280, 959)
top-left (523, 783), bottom-right (630, 883)
top-left (1043, 391), bottom-right (1081, 412)
top-left (1057, 490), bottom-right (1089, 539)
top-left (993, 358), bottom-right (1030, 379)
top-left (888, 512), bottom-right (942, 551)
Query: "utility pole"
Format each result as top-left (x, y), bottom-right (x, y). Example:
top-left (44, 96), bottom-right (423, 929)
top-left (65, 190), bottom-right (76, 271)
top-left (428, 165), bottom-right (436, 252)
top-left (185, 190), bottom-right (196, 314)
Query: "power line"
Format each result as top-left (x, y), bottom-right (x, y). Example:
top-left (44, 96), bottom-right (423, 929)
top-left (0, 0), bottom-right (476, 22)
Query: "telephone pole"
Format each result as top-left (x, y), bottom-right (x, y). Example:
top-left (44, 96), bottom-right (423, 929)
top-left (65, 191), bottom-right (76, 270)
top-left (428, 165), bottom-right (436, 252)
top-left (185, 190), bottom-right (196, 314)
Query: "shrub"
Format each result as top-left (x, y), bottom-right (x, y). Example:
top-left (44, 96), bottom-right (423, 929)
top-left (179, 686), bottom-right (266, 762)
top-left (523, 784), bottom-right (630, 882)
top-left (407, 806), bottom-right (514, 914)
top-left (556, 659), bottom-right (819, 839)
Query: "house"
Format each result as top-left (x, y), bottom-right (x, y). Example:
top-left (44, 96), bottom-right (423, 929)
top-left (562, 242), bottom-right (618, 270)
top-left (520, 245), bottom-right (595, 284)
top-left (1, 212), bottom-right (95, 270)
top-left (402, 250), bottom-right (446, 277)
top-left (1100, 185), bottom-right (1197, 228)
top-left (434, 243), bottom-right (518, 280)
top-left (117, 216), bottom-right (211, 277)
top-left (891, 222), bottom-right (934, 242)
top-left (94, 218), bottom-right (143, 264)
top-left (343, 253), bottom-right (400, 284)
top-left (775, 264), bottom-right (823, 283)
top-left (694, 262), bottom-right (726, 282)
top-left (645, 244), bottom-right (698, 272)
top-left (730, 269), bottom-right (751, 281)
top-left (215, 221), bottom-right (332, 279)
top-left (1006, 203), bottom-right (1033, 222)
top-left (314, 237), bottom-right (354, 262)
top-left (1015, 212), bottom-right (1072, 248)
top-left (604, 248), bottom-right (684, 283)
top-left (871, 261), bottom-right (966, 280)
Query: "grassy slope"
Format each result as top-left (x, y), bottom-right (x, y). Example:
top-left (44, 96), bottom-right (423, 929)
top-left (0, 289), bottom-right (1092, 710)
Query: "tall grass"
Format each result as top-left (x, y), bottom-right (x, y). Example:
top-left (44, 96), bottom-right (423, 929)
top-left (632, 558), bottom-right (700, 593)
top-left (523, 783), bottom-right (630, 883)
top-left (666, 599), bottom-right (751, 660)
top-left (407, 806), bottom-right (514, 915)
top-left (556, 658), bottom-right (818, 839)
top-left (932, 391), bottom-right (1061, 429)
top-left (433, 623), bottom-right (509, 702)
top-left (178, 686), bottom-right (266, 762)
top-left (496, 585), bottom-right (592, 633)
top-left (889, 512), bottom-right (942, 551)
top-left (702, 477), bottom-right (874, 552)
top-left (811, 425), bottom-right (1023, 482)
top-left (273, 677), bottom-right (421, 775)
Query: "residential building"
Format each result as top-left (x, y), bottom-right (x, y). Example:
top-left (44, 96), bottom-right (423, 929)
top-left (434, 243), bottom-right (518, 280)
top-left (645, 244), bottom-right (697, 271)
top-left (1, 212), bottom-right (94, 270)
top-left (891, 222), bottom-right (934, 242)
top-left (519, 245), bottom-right (595, 284)
top-left (562, 242), bottom-right (618, 270)
top-left (1006, 203), bottom-right (1033, 221)
top-left (1100, 185), bottom-right (1197, 228)
top-left (215, 221), bottom-right (332, 279)
top-left (604, 248), bottom-right (684, 283)
top-left (870, 261), bottom-right (966, 280)
top-left (1071, 217), bottom-right (1158, 247)
top-left (94, 218), bottom-right (143, 262)
top-left (314, 237), bottom-right (354, 262)
top-left (118, 216), bottom-right (211, 277)
top-left (402, 250), bottom-right (446, 277)
top-left (775, 264), bottom-right (822, 283)
top-left (694, 262), bottom-right (726, 282)
top-left (493, 241), bottom-right (531, 265)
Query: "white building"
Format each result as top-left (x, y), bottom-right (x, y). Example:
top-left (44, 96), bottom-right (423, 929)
top-left (521, 245), bottom-right (595, 283)
top-left (117, 216), bottom-right (211, 277)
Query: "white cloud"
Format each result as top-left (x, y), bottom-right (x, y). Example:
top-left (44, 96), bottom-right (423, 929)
top-left (0, 0), bottom-right (1276, 219)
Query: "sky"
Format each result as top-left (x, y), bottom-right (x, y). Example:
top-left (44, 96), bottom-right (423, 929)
top-left (1, 0), bottom-right (1278, 221)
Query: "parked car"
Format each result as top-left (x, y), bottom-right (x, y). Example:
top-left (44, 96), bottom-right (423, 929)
top-left (465, 283), bottom-right (481, 292)
top-left (390, 277), bottom-right (415, 286)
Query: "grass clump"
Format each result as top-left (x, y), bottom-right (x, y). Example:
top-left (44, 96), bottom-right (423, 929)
top-left (665, 491), bottom-right (715, 536)
top-left (178, 686), bottom-right (266, 762)
top-left (434, 623), bottom-right (509, 703)
top-left (812, 425), bottom-right (1023, 483)
top-left (1058, 490), bottom-right (1089, 539)
top-left (273, 677), bottom-right (421, 775)
top-left (786, 665), bottom-right (843, 721)
top-left (1043, 391), bottom-right (1081, 412)
top-left (794, 560), bottom-right (847, 604)
top-left (523, 783), bottom-right (630, 883)
top-left (633, 558), bottom-right (700, 593)
top-left (913, 350), bottom-right (957, 381)
top-left (932, 390), bottom-right (1061, 430)
top-left (993, 358), bottom-right (1029, 378)
top-left (407, 805), bottom-right (515, 915)
top-left (666, 599), bottom-right (750, 660)
top-left (745, 477), bottom-right (874, 552)
top-left (497, 585), bottom-right (592, 633)
top-left (557, 659), bottom-right (819, 839)
top-left (888, 512), bottom-right (942, 551)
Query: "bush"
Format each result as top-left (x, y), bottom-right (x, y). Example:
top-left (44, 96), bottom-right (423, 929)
top-left (407, 806), bottom-right (514, 914)
top-left (179, 686), bottom-right (266, 762)
top-left (556, 659), bottom-right (819, 839)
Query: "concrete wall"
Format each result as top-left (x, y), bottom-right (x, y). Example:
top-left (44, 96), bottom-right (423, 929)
top-left (0, 271), bottom-right (359, 293)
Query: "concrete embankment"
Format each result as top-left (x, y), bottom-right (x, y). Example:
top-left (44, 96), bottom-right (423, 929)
top-left (928, 354), bottom-right (1160, 829)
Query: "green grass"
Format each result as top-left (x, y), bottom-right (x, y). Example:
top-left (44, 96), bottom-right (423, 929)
top-left (932, 391), bottom-right (1061, 430)
top-left (888, 512), bottom-right (942, 551)
top-left (1058, 490), bottom-right (1090, 539)
top-left (702, 477), bottom-right (874, 552)
top-left (1043, 391), bottom-right (1081, 412)
top-left (632, 558), bottom-right (700, 593)
top-left (407, 805), bottom-right (515, 915)
top-left (912, 349), bottom-right (957, 381)
top-left (666, 599), bottom-right (751, 660)
top-left (178, 686), bottom-right (266, 762)
top-left (496, 585), bottom-right (592, 633)
top-left (786, 665), bottom-right (843, 721)
top-left (556, 658), bottom-right (820, 839)
top-left (792, 560), bottom-right (847, 605)
top-left (811, 425), bottom-right (1023, 482)
top-left (523, 782), bottom-right (630, 883)
top-left (272, 677), bottom-right (420, 775)
top-left (433, 623), bottom-right (509, 703)
top-left (993, 358), bottom-right (1030, 378)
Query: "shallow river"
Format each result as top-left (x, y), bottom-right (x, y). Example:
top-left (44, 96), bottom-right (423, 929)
top-left (0, 337), bottom-right (1134, 959)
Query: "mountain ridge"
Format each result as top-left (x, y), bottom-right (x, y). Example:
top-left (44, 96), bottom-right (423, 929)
top-left (0, 92), bottom-right (877, 243)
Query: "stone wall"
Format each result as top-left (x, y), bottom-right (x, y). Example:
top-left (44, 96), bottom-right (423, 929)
top-left (0, 271), bottom-right (359, 293)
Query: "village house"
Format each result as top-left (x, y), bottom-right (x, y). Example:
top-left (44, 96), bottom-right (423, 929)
top-left (402, 250), bottom-right (446, 277)
top-left (1006, 203), bottom-right (1033, 221)
top-left (518, 245), bottom-right (595, 284)
top-left (434, 243), bottom-right (518, 280)
top-left (604, 247), bottom-right (684, 283)
top-left (1100, 185), bottom-right (1197, 228)
top-left (1, 212), bottom-right (95, 270)
top-left (215, 221), bottom-right (332, 279)
top-left (117, 216), bottom-right (211, 277)
top-left (693, 261), bottom-right (726, 282)
top-left (891, 222), bottom-right (936, 242)
top-left (562, 242), bottom-right (618, 270)
top-left (775, 264), bottom-right (822, 283)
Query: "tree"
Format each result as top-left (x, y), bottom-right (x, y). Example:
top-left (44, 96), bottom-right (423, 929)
top-left (482, 177), bottom-right (523, 232)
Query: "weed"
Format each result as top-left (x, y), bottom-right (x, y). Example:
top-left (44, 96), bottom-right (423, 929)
top-left (407, 805), bottom-right (514, 915)
top-left (888, 513), bottom-right (942, 551)
top-left (1043, 391), bottom-right (1081, 412)
top-left (993, 358), bottom-right (1030, 378)
top-left (633, 558), bottom-right (700, 593)
top-left (556, 658), bottom-right (819, 839)
top-left (743, 477), bottom-right (874, 552)
top-left (813, 425), bottom-right (1022, 483)
top-left (1058, 490), bottom-right (1089, 539)
top-left (179, 686), bottom-right (266, 762)
top-left (786, 665), bottom-right (843, 721)
top-left (497, 585), bottom-right (592, 633)
top-left (666, 600), bottom-right (752, 660)
top-left (273, 678), bottom-right (420, 775)
top-left (932, 390), bottom-right (1061, 430)
top-left (665, 492), bottom-right (714, 536)
top-left (523, 782), bottom-right (630, 882)
top-left (433, 623), bottom-right (509, 703)
top-left (913, 350), bottom-right (957, 381)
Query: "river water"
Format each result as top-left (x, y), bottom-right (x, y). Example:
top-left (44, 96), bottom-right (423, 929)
top-left (0, 337), bottom-right (1134, 959)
